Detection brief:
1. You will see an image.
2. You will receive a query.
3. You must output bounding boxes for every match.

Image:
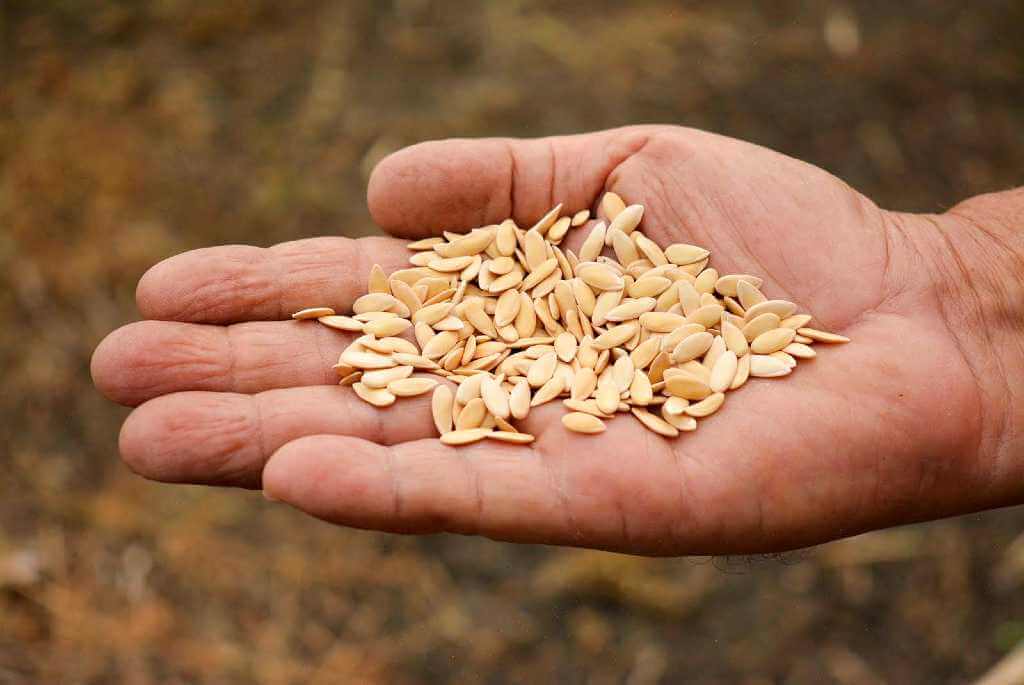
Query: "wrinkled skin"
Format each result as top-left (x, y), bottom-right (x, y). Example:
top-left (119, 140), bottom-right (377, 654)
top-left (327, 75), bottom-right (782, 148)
top-left (91, 125), bottom-right (1024, 555)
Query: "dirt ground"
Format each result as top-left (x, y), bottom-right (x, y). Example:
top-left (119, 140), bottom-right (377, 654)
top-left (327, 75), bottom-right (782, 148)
top-left (2, 1), bottom-right (1023, 683)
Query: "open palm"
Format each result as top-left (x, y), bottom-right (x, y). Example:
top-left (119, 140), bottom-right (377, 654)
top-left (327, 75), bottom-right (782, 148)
top-left (92, 125), bottom-right (996, 554)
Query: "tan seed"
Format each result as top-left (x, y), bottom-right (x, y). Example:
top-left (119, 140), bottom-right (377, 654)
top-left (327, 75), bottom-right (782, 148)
top-left (531, 374), bottom-right (565, 406)
top-left (421, 330), bottom-right (460, 359)
top-left (663, 396), bottom-right (690, 416)
top-left (509, 379), bottom-right (532, 419)
top-left (709, 351), bottom-right (739, 393)
top-left (364, 317), bottom-right (411, 337)
top-left (562, 412), bottom-right (606, 434)
top-left (601, 192), bottom-right (626, 221)
top-left (671, 331), bottom-right (714, 363)
top-left (751, 327), bottom-right (796, 354)
top-left (784, 342), bottom-right (816, 358)
top-left (730, 353), bottom-right (751, 390)
top-left (745, 299), bottom-right (797, 321)
top-left (742, 313), bottom-right (782, 342)
top-left (578, 221), bottom-right (607, 262)
top-left (481, 376), bottom-right (511, 419)
top-left (781, 314), bottom-right (813, 330)
top-left (387, 377), bottom-right (439, 397)
top-left (749, 354), bottom-right (792, 378)
top-left (352, 293), bottom-right (400, 315)
top-left (571, 209), bottom-right (590, 226)
top-left (353, 382), bottom-right (396, 407)
top-left (293, 307), bottom-right (335, 319)
top-left (685, 392), bottom-right (725, 418)
top-left (495, 220), bottom-right (518, 256)
top-left (608, 204), bottom-right (644, 235)
top-left (721, 319), bottom-right (749, 356)
top-left (714, 274), bottom-right (763, 297)
top-left (628, 369), bottom-right (653, 405)
top-left (628, 276), bottom-right (672, 298)
top-left (664, 243), bottom-right (710, 266)
top-left (631, 407), bottom-right (678, 437)
top-left (440, 428), bottom-right (493, 445)
top-left (665, 374), bottom-right (713, 400)
top-left (662, 409), bottom-right (698, 431)
top-left (487, 431), bottom-right (535, 444)
top-left (797, 327), bottom-right (850, 343)
top-left (430, 384), bottom-right (454, 432)
top-left (737, 279), bottom-right (767, 309)
top-left (563, 398), bottom-right (613, 418)
top-left (684, 304), bottom-right (725, 328)
top-left (361, 365), bottom-right (414, 389)
top-left (318, 315), bottom-right (364, 332)
top-left (455, 397), bottom-right (487, 430)
top-left (594, 322), bottom-right (639, 349)
top-left (578, 263), bottom-right (624, 291)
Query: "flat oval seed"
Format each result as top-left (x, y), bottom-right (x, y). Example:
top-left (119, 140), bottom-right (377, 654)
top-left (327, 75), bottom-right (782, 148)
top-left (781, 314), bottom-right (813, 330)
top-left (721, 320), bottom-right (749, 356)
top-left (684, 304), bottom-right (725, 328)
top-left (293, 307), bottom-right (335, 319)
top-left (509, 379), bottom-right (532, 419)
top-left (709, 351), bottom-right (739, 393)
top-left (495, 220), bottom-right (518, 256)
top-left (361, 365), bottom-right (414, 389)
top-left (596, 383), bottom-right (620, 415)
top-left (730, 353), bottom-right (751, 389)
top-left (440, 428), bottom-right (493, 445)
top-left (601, 192), bottom-right (626, 221)
top-left (737, 279), bottom-right (767, 310)
top-left (387, 377), bottom-right (439, 397)
top-left (562, 412), bottom-right (606, 434)
top-left (578, 222), bottom-right (607, 262)
top-left (487, 431), bottom-right (535, 444)
top-left (664, 243), bottom-right (710, 266)
top-left (455, 373), bottom-right (486, 405)
top-left (751, 327), bottom-right (796, 354)
top-left (555, 332), bottom-right (578, 362)
top-left (608, 204), bottom-right (644, 235)
top-left (671, 331), bottom-right (714, 363)
top-left (784, 342), bottom-right (817, 359)
top-left (352, 293), bottom-right (400, 315)
top-left (578, 263), bottom-right (624, 291)
top-left (413, 301), bottom-right (454, 325)
top-left (363, 317), bottom-right (411, 337)
top-left (714, 274), bottom-right (762, 297)
top-left (481, 376), bottom-right (511, 419)
top-left (352, 382), bottom-right (396, 407)
top-left (594, 322), bottom-right (639, 350)
top-left (318, 315), bottom-right (364, 331)
top-left (749, 354), bottom-right (792, 378)
top-left (745, 299), bottom-right (797, 321)
top-left (531, 374), bottom-right (565, 406)
top-left (639, 312), bottom-right (687, 333)
top-left (455, 397), bottom-right (487, 430)
top-left (527, 351), bottom-right (558, 388)
top-left (742, 313), bottom-right (782, 342)
top-left (629, 369), bottom-right (653, 405)
top-left (685, 392), bottom-right (725, 418)
top-left (662, 409), bottom-right (698, 432)
top-left (663, 396), bottom-right (690, 416)
top-left (665, 374), bottom-right (713, 400)
top-left (631, 407), bottom-right (678, 437)
top-left (797, 327), bottom-right (851, 343)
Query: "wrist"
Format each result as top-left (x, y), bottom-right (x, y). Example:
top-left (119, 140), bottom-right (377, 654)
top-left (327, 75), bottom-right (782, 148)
top-left (908, 189), bottom-right (1024, 498)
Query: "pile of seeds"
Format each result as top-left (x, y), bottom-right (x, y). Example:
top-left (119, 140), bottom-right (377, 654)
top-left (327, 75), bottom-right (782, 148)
top-left (293, 193), bottom-right (849, 445)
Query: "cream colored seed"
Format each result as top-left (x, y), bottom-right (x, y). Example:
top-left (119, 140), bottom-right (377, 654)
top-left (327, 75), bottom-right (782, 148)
top-left (709, 351), bottom-right (739, 393)
top-left (562, 412), bottom-right (606, 434)
top-left (601, 192), bottom-right (626, 221)
top-left (352, 293), bottom-right (400, 315)
top-left (361, 365), bottom-right (414, 389)
top-left (481, 376), bottom-right (511, 419)
top-left (685, 392), bottom-right (725, 418)
top-left (487, 431), bottom-right (535, 444)
top-left (293, 307), bottom-right (335, 319)
top-left (318, 315), bottom-right (364, 331)
top-left (664, 243), bottom-right (710, 266)
top-left (594, 322), bottom-right (639, 349)
top-left (456, 398), bottom-right (487, 430)
top-left (531, 374), bottom-right (565, 406)
top-left (797, 327), bottom-right (851, 343)
top-left (388, 377), bottom-right (439, 397)
top-left (364, 317), bottom-right (411, 337)
top-left (631, 407), bottom-right (678, 437)
top-left (353, 382), bottom-right (396, 408)
top-left (745, 299), bottom-right (797, 321)
top-left (751, 327), bottom-right (797, 354)
top-left (440, 428), bottom-right (493, 446)
top-left (749, 354), bottom-right (792, 378)
top-left (571, 209), bottom-right (590, 226)
top-left (555, 332), bottom-right (578, 362)
top-left (509, 379), bottom-right (532, 419)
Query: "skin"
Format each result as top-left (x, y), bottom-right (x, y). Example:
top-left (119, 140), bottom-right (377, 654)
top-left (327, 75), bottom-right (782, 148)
top-left (90, 125), bottom-right (1024, 555)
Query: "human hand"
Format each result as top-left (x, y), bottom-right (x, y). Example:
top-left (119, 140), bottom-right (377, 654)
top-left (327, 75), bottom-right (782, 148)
top-left (91, 125), bottom-right (1024, 555)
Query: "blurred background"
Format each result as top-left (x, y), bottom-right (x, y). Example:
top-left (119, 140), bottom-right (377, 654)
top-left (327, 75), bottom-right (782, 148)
top-left (2, 1), bottom-right (1023, 683)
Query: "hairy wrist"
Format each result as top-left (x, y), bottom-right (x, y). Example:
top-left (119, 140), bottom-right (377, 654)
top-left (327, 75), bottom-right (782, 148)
top-left (910, 189), bottom-right (1024, 496)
